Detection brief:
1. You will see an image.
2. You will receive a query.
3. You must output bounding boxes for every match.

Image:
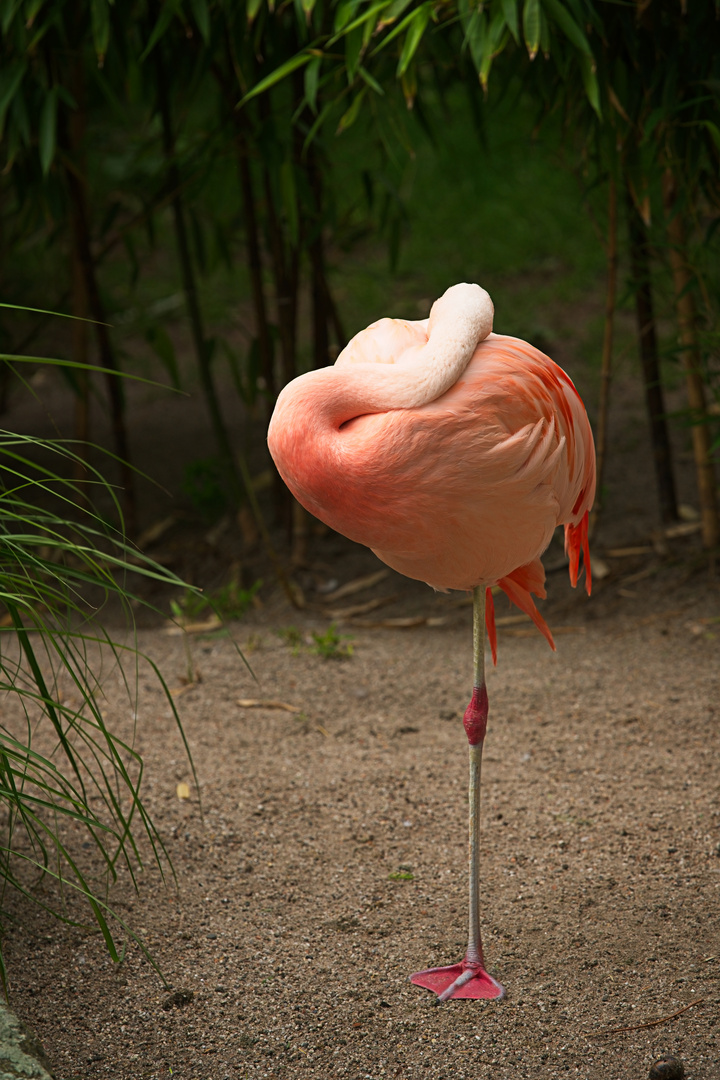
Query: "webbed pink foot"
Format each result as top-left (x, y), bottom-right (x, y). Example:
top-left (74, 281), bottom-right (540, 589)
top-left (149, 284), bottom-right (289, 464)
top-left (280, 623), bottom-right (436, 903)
top-left (410, 958), bottom-right (505, 1002)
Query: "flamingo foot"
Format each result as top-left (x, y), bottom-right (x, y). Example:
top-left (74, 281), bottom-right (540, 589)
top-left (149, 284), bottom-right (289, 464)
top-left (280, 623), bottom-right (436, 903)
top-left (409, 958), bottom-right (505, 1002)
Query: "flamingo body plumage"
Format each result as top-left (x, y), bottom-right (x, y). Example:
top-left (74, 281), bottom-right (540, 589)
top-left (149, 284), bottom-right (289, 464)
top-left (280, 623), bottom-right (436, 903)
top-left (269, 287), bottom-right (594, 651)
top-left (267, 283), bottom-right (596, 1001)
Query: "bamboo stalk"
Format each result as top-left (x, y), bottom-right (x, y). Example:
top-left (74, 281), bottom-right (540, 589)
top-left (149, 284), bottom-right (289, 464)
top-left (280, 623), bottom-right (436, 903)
top-left (213, 54), bottom-right (276, 403)
top-left (662, 167), bottom-right (719, 550)
top-left (153, 40), bottom-right (244, 510)
top-left (259, 99), bottom-right (297, 391)
top-left (625, 180), bottom-right (679, 525)
top-left (589, 173), bottom-right (618, 540)
top-left (63, 161), bottom-right (136, 535)
top-left (236, 121), bottom-right (276, 401)
top-left (68, 50), bottom-right (90, 487)
top-left (308, 144), bottom-right (330, 371)
top-left (257, 94), bottom-right (301, 530)
top-left (306, 141), bottom-right (347, 363)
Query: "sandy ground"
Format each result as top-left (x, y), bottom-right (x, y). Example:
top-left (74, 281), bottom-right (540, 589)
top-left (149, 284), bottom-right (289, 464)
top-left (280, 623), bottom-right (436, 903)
top-left (3, 308), bottom-right (720, 1079)
top-left (4, 542), bottom-right (720, 1080)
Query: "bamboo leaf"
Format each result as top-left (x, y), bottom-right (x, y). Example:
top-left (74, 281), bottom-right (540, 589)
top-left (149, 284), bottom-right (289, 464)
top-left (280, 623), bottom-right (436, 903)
top-left (466, 10), bottom-right (487, 73)
top-left (330, 0), bottom-right (387, 43)
top-left (607, 84), bottom-right (630, 124)
top-left (0, 59), bottom-right (26, 139)
top-left (523, 0), bottom-right (540, 60)
top-left (538, 6), bottom-right (549, 55)
top-left (334, 0), bottom-right (361, 33)
top-left (702, 119), bottom-right (720, 152)
top-left (378, 0), bottom-right (413, 28)
top-left (488, 6), bottom-right (510, 51)
top-left (1, 0), bottom-right (22, 35)
top-left (396, 2), bottom-right (432, 78)
top-left (304, 56), bottom-right (321, 113)
top-left (189, 0), bottom-right (211, 42)
top-left (239, 52), bottom-right (314, 105)
top-left (345, 24), bottom-right (365, 79)
top-left (38, 88), bottom-right (57, 176)
top-left (246, 0), bottom-right (264, 22)
top-left (362, 4), bottom-right (379, 45)
top-left (401, 66), bottom-right (416, 108)
top-left (358, 65), bottom-right (385, 96)
top-left (580, 52), bottom-right (601, 118)
top-left (564, 0), bottom-right (601, 33)
top-left (140, 0), bottom-right (183, 61)
top-left (301, 0), bottom-right (316, 22)
top-left (90, 0), bottom-right (111, 64)
top-left (478, 10), bottom-right (509, 87)
top-left (643, 107), bottom-right (664, 142)
top-left (23, 0), bottom-right (44, 25)
top-left (501, 0), bottom-right (519, 44)
top-left (541, 0), bottom-right (591, 56)
top-left (369, 3), bottom-right (430, 57)
top-left (336, 87), bottom-right (366, 134)
top-left (145, 326), bottom-right (181, 389)
top-left (302, 97), bottom-right (334, 154)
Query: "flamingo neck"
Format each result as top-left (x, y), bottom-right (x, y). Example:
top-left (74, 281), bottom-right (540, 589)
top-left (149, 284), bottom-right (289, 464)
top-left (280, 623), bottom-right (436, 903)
top-left (333, 281), bottom-right (495, 412)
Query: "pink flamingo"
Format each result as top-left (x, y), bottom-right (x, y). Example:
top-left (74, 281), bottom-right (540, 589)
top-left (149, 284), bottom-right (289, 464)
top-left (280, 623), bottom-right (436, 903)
top-left (268, 283), bottom-right (595, 1002)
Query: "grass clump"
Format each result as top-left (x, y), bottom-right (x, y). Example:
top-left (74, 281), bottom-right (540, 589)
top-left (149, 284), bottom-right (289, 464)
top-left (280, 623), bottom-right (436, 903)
top-left (311, 624), bottom-right (353, 660)
top-left (0, 429), bottom-right (198, 991)
top-left (276, 623), bottom-right (354, 660)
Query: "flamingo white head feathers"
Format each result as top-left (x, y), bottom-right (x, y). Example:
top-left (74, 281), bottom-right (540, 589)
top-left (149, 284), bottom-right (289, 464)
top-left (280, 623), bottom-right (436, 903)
top-left (267, 283), bottom-right (596, 1001)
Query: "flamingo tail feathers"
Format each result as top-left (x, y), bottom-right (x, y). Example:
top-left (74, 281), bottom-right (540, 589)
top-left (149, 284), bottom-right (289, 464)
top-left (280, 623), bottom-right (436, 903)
top-left (564, 510), bottom-right (592, 595)
top-left (484, 586), bottom-right (497, 666)
top-left (485, 515), bottom-right (591, 662)
top-left (495, 558), bottom-right (556, 655)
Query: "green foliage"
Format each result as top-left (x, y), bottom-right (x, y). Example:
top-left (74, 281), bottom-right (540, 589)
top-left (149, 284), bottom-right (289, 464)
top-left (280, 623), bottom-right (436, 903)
top-left (276, 625), bottom-right (304, 652)
top-left (275, 623), bottom-right (353, 659)
top-left (170, 578), bottom-right (262, 622)
top-left (182, 458), bottom-right (229, 521)
top-left (388, 867), bottom-right (414, 881)
top-left (310, 623), bottom-right (353, 659)
top-left (0, 425), bottom-right (198, 988)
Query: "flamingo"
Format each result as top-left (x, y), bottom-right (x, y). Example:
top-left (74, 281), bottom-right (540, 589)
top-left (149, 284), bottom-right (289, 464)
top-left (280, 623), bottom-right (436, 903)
top-left (267, 283), bottom-right (595, 1002)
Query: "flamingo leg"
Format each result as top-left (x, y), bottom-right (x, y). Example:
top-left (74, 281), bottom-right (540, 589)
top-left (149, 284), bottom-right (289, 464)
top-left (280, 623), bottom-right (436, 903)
top-left (409, 586), bottom-right (505, 1002)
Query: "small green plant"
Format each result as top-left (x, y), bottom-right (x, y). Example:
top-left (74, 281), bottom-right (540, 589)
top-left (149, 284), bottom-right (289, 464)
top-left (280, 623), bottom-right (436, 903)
top-left (276, 623), bottom-right (354, 659)
top-left (311, 624), bottom-right (353, 660)
top-left (275, 625), bottom-right (304, 655)
top-left (243, 632), bottom-right (265, 652)
top-left (389, 867), bottom-right (414, 882)
top-left (171, 579), bottom-right (262, 624)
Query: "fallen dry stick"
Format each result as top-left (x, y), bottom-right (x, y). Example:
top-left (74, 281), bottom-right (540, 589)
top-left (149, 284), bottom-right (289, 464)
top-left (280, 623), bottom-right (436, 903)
top-left (326, 594), bottom-right (398, 619)
top-left (237, 698), bottom-right (302, 713)
top-left (165, 615), bottom-right (222, 635)
top-left (590, 997), bottom-right (704, 1037)
top-left (320, 568), bottom-right (390, 602)
top-left (349, 615), bottom-right (448, 629)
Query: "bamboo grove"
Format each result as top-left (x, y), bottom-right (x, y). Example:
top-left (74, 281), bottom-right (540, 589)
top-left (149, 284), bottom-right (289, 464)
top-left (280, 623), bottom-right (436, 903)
top-left (1, 0), bottom-right (719, 543)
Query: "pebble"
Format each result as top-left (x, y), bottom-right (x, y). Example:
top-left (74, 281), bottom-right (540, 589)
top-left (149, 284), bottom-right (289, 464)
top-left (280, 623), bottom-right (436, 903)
top-left (161, 989), bottom-right (195, 1011)
top-left (648, 1056), bottom-right (685, 1080)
